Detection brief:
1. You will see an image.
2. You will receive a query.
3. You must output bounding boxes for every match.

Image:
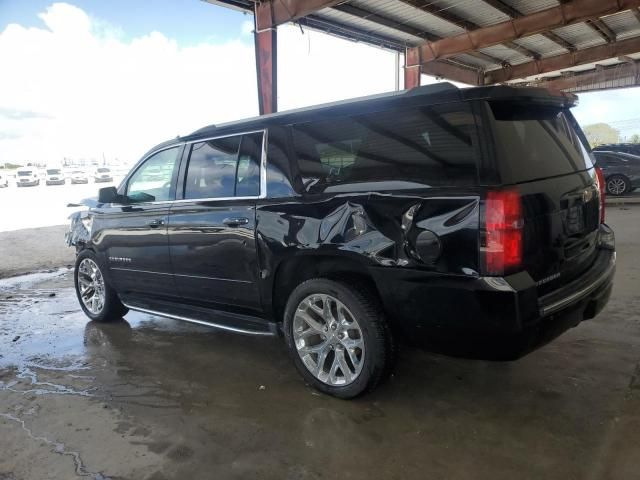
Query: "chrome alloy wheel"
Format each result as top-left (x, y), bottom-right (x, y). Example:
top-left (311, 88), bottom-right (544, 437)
top-left (293, 294), bottom-right (365, 386)
top-left (77, 258), bottom-right (106, 315)
top-left (607, 177), bottom-right (627, 196)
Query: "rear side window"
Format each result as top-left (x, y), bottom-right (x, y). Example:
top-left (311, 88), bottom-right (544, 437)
top-left (291, 103), bottom-right (481, 193)
top-left (183, 132), bottom-right (263, 200)
top-left (489, 102), bottom-right (593, 184)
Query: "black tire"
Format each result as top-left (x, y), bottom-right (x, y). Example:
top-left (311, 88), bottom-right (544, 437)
top-left (74, 250), bottom-right (128, 322)
top-left (283, 278), bottom-right (394, 399)
top-left (606, 175), bottom-right (630, 196)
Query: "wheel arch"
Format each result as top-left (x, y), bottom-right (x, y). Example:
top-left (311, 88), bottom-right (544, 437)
top-left (270, 253), bottom-right (381, 324)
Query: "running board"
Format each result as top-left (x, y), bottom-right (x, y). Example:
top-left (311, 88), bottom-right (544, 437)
top-left (121, 296), bottom-right (278, 337)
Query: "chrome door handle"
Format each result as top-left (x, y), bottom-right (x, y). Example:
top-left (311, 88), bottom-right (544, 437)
top-left (223, 217), bottom-right (249, 227)
top-left (148, 219), bottom-right (165, 227)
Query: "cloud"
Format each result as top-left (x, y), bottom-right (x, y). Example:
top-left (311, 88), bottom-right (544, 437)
top-left (240, 19), bottom-right (254, 37)
top-left (0, 3), bottom-right (418, 166)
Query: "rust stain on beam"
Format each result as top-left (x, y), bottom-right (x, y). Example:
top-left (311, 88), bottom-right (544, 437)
top-left (255, 0), bottom-right (344, 30)
top-left (484, 36), bottom-right (640, 83)
top-left (411, 0), bottom-right (640, 63)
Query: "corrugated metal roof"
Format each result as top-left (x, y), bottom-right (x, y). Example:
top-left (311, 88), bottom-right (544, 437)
top-left (348, 0), bottom-right (466, 38)
top-left (602, 10), bottom-right (640, 40)
top-left (210, 0), bottom-right (640, 89)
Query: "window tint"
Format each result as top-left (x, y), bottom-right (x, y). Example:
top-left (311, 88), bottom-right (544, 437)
top-left (489, 102), bottom-right (593, 183)
top-left (291, 104), bottom-right (480, 193)
top-left (236, 133), bottom-right (262, 197)
top-left (183, 132), bottom-right (263, 200)
top-left (266, 126), bottom-right (296, 198)
top-left (127, 147), bottom-right (179, 203)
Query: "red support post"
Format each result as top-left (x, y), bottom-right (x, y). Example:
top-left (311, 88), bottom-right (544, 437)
top-left (254, 27), bottom-right (277, 115)
top-left (404, 47), bottom-right (421, 89)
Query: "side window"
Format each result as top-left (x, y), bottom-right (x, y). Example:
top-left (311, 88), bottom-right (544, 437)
top-left (291, 103), bottom-right (480, 192)
top-left (236, 132), bottom-right (263, 197)
top-left (183, 132), bottom-right (263, 200)
top-left (266, 126), bottom-right (296, 198)
top-left (127, 147), bottom-right (180, 203)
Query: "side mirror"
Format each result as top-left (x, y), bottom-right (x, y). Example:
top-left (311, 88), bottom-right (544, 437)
top-left (98, 186), bottom-right (120, 204)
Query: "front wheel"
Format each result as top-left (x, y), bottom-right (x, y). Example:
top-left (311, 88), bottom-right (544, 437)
top-left (606, 175), bottom-right (630, 196)
top-left (283, 278), bottom-right (394, 399)
top-left (74, 250), bottom-right (128, 322)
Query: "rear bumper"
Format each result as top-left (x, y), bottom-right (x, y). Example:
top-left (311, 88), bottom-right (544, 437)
top-left (371, 225), bottom-right (616, 360)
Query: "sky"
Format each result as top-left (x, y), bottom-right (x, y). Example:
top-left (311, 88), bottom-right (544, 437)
top-left (0, 1), bottom-right (639, 166)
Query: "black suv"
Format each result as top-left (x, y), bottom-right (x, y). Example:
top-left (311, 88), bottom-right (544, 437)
top-left (67, 84), bottom-right (615, 398)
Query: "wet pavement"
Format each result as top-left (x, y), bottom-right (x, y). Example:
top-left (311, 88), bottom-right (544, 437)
top-left (2, 207), bottom-right (640, 480)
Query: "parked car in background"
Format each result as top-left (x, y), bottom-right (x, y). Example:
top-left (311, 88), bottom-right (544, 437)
top-left (94, 167), bottom-right (113, 183)
top-left (67, 84), bottom-right (615, 398)
top-left (0, 173), bottom-right (8, 188)
top-left (593, 143), bottom-right (640, 157)
top-left (45, 168), bottom-right (66, 185)
top-left (593, 151), bottom-right (640, 196)
top-left (16, 167), bottom-right (39, 187)
top-left (70, 170), bottom-right (89, 184)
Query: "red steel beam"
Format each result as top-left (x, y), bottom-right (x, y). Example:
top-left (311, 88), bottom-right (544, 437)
top-left (404, 48), bottom-right (421, 89)
top-left (254, 27), bottom-right (278, 115)
top-left (485, 35), bottom-right (640, 83)
top-left (516, 61), bottom-right (640, 92)
top-left (409, 0), bottom-right (640, 63)
top-left (255, 0), bottom-right (344, 30)
top-left (405, 48), bottom-right (484, 86)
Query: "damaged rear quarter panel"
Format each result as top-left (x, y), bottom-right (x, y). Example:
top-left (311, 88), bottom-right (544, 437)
top-left (256, 190), bottom-right (481, 313)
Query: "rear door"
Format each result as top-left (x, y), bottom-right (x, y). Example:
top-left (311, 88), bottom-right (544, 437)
top-left (167, 132), bottom-right (264, 311)
top-left (485, 101), bottom-right (599, 292)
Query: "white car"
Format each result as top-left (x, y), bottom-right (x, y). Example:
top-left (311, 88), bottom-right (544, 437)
top-left (0, 173), bottom-right (8, 188)
top-left (94, 167), bottom-right (113, 183)
top-left (16, 167), bottom-right (39, 187)
top-left (70, 170), bottom-right (89, 184)
top-left (45, 168), bottom-right (66, 186)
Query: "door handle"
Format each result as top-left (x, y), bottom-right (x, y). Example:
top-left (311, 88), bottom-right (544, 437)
top-left (223, 217), bottom-right (249, 227)
top-left (148, 219), bottom-right (165, 228)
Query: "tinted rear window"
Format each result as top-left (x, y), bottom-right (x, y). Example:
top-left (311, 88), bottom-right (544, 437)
top-left (489, 102), bottom-right (593, 184)
top-left (291, 103), bottom-right (481, 193)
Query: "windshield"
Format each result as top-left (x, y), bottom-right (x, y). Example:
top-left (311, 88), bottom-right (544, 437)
top-left (97, 168), bottom-right (110, 173)
top-left (47, 169), bottom-right (61, 175)
top-left (18, 171), bottom-right (33, 176)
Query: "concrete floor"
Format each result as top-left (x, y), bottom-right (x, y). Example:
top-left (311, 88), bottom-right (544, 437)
top-left (1, 206), bottom-right (640, 480)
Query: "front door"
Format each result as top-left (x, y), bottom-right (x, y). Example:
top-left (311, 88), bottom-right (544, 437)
top-left (102, 146), bottom-right (182, 298)
top-left (168, 132), bottom-right (263, 311)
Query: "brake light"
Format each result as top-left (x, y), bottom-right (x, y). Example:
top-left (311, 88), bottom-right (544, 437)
top-left (485, 190), bottom-right (523, 276)
top-left (595, 166), bottom-right (606, 224)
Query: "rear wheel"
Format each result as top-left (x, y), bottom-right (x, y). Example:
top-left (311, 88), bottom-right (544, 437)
top-left (606, 175), bottom-right (630, 196)
top-left (283, 278), bottom-right (393, 399)
top-left (74, 250), bottom-right (128, 322)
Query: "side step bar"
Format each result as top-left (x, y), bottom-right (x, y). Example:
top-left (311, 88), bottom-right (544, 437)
top-left (121, 298), bottom-right (279, 337)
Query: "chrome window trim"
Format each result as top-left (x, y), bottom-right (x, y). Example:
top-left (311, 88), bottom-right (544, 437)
top-left (114, 129), bottom-right (268, 207)
top-left (178, 129), bottom-right (267, 203)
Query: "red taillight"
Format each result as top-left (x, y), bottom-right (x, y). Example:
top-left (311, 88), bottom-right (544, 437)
top-left (595, 166), bottom-right (606, 224)
top-left (485, 190), bottom-right (523, 276)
